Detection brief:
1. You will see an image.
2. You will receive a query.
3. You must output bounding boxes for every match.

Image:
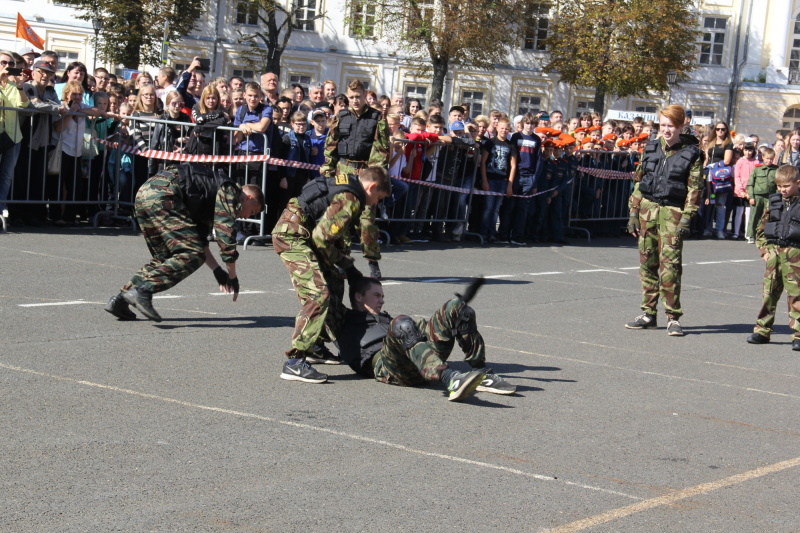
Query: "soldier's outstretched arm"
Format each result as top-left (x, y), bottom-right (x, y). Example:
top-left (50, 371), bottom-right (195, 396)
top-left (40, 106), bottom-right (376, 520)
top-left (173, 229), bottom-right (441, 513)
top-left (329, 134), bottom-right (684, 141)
top-left (312, 192), bottom-right (359, 266)
top-left (213, 185), bottom-right (242, 301)
top-left (319, 115), bottom-right (341, 177)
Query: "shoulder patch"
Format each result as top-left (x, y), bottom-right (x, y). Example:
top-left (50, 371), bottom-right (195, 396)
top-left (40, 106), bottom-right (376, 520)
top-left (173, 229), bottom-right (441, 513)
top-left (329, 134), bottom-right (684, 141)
top-left (335, 174), bottom-right (349, 185)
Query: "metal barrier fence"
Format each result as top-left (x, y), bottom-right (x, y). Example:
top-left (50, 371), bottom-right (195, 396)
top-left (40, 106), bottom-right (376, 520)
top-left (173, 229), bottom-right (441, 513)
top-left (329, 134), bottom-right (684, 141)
top-left (2, 105), bottom-right (636, 245)
top-left (567, 149), bottom-right (635, 242)
top-left (1, 106), bottom-right (270, 246)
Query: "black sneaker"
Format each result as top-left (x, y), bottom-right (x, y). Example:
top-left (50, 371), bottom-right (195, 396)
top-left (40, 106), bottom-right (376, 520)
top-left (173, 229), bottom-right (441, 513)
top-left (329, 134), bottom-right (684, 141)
top-left (446, 370), bottom-right (485, 402)
top-left (625, 313), bottom-right (657, 329)
top-left (746, 333), bottom-right (770, 344)
top-left (306, 344), bottom-right (342, 365)
top-left (666, 319), bottom-right (685, 336)
top-left (476, 372), bottom-right (516, 395)
top-left (104, 293), bottom-right (137, 320)
top-left (280, 358), bottom-right (328, 383)
top-left (122, 287), bottom-right (162, 322)
top-left (792, 339), bottom-right (800, 352)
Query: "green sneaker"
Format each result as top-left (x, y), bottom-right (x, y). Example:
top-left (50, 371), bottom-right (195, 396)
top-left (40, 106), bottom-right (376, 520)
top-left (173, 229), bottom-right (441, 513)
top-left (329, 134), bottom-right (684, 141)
top-left (447, 370), bottom-right (485, 402)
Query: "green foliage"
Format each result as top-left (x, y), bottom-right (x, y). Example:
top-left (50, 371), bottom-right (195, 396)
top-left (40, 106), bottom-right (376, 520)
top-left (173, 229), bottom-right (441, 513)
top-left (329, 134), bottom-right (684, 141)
top-left (60, 0), bottom-right (204, 68)
top-left (545, 0), bottom-right (700, 102)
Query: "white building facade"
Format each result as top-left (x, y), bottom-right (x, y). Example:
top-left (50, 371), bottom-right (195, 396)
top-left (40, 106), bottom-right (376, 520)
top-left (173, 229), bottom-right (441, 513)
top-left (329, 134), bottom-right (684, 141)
top-left (2, 0), bottom-right (800, 141)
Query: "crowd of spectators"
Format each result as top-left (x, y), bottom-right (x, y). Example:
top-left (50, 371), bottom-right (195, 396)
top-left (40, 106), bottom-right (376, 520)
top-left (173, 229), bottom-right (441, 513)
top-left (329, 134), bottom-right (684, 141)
top-left (0, 47), bottom-right (794, 245)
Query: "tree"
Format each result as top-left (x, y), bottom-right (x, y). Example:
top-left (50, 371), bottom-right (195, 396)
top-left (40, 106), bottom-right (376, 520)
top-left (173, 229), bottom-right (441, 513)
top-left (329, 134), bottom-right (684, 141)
top-left (362, 0), bottom-right (522, 102)
top-left (237, 0), bottom-right (326, 77)
top-left (60, 0), bottom-right (204, 68)
top-left (544, 0), bottom-right (700, 115)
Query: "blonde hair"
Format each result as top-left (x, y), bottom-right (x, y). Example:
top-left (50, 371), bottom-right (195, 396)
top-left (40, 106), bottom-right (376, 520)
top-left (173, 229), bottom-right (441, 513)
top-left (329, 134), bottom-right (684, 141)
top-left (133, 84), bottom-right (157, 113)
top-left (61, 80), bottom-right (83, 101)
top-left (198, 85), bottom-right (221, 114)
top-left (775, 164), bottom-right (799, 183)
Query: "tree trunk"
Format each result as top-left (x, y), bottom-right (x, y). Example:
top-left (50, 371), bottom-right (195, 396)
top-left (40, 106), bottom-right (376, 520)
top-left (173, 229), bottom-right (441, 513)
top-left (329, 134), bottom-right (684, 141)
top-left (266, 52), bottom-right (282, 77)
top-left (430, 56), bottom-right (449, 103)
top-left (593, 85), bottom-right (606, 117)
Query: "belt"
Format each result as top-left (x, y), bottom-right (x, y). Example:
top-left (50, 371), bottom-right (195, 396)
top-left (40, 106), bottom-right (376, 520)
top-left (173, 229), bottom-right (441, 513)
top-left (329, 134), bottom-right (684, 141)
top-left (642, 194), bottom-right (681, 208)
top-left (341, 158), bottom-right (369, 168)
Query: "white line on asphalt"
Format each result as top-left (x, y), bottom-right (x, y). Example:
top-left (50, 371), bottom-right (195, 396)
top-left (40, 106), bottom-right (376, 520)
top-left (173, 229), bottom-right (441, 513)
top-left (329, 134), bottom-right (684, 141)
top-left (617, 266), bottom-right (640, 270)
top-left (209, 290), bottom-right (266, 296)
top-left (484, 274), bottom-right (515, 279)
top-left (0, 362), bottom-right (641, 501)
top-left (18, 300), bottom-right (89, 307)
top-left (696, 261), bottom-right (724, 265)
top-left (728, 259), bottom-right (755, 262)
top-left (527, 271), bottom-right (564, 276)
top-left (546, 455), bottom-right (800, 532)
top-left (153, 295), bottom-right (182, 299)
top-left (380, 282), bottom-right (404, 286)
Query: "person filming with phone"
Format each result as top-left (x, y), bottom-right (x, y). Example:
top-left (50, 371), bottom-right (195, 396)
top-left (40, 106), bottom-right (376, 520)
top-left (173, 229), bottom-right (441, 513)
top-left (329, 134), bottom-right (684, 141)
top-left (0, 50), bottom-right (30, 218)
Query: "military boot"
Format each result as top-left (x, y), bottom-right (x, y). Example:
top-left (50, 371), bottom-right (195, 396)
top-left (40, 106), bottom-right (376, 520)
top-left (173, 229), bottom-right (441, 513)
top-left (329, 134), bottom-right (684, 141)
top-left (122, 287), bottom-right (162, 322)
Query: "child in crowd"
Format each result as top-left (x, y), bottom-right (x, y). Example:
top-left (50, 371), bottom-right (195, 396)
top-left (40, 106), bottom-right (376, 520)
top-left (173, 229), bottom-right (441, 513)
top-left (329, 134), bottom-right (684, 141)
top-left (746, 147), bottom-right (778, 244)
top-left (413, 114), bottom-right (452, 238)
top-left (307, 109), bottom-right (328, 178)
top-left (479, 116), bottom-right (515, 242)
top-left (733, 143), bottom-right (758, 240)
top-left (231, 89), bottom-right (244, 112)
top-left (233, 81), bottom-right (272, 182)
top-left (279, 110), bottom-right (311, 208)
top-left (497, 113), bottom-right (540, 244)
top-left (747, 165), bottom-right (800, 350)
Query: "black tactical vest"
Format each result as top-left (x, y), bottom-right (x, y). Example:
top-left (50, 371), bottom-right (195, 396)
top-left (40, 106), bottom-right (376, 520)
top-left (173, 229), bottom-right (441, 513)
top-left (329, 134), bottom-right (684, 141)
top-left (336, 106), bottom-right (381, 160)
top-left (296, 174), bottom-right (367, 223)
top-left (175, 163), bottom-right (240, 226)
top-left (764, 194), bottom-right (800, 247)
top-left (638, 136), bottom-right (702, 207)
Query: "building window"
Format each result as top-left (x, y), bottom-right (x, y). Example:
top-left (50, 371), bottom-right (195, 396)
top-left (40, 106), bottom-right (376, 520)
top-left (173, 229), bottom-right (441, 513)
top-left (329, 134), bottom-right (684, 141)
top-left (289, 74), bottom-right (312, 87)
top-left (350, 0), bottom-right (377, 38)
top-left (634, 104), bottom-right (658, 113)
top-left (575, 100), bottom-right (594, 115)
top-left (523, 3), bottom-right (550, 51)
top-left (404, 85), bottom-right (428, 108)
top-left (407, 0), bottom-right (435, 39)
top-left (789, 14), bottom-right (800, 73)
top-left (461, 90), bottom-right (485, 117)
top-left (693, 109), bottom-right (716, 119)
top-left (174, 62), bottom-right (189, 73)
top-left (233, 68), bottom-right (255, 82)
top-left (56, 50), bottom-right (79, 72)
top-left (699, 17), bottom-right (726, 66)
top-left (517, 95), bottom-right (541, 116)
top-left (783, 107), bottom-right (800, 130)
top-left (294, 0), bottom-right (317, 31)
top-left (236, 0), bottom-right (259, 25)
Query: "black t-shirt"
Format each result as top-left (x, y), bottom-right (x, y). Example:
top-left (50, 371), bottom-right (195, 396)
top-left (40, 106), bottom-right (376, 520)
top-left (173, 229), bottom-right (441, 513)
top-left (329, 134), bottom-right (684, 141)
top-left (707, 143), bottom-right (733, 165)
top-left (481, 137), bottom-right (512, 179)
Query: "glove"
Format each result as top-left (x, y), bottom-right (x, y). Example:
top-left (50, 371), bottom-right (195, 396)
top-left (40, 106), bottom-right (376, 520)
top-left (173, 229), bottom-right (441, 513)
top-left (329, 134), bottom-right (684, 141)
top-left (677, 216), bottom-right (691, 237)
top-left (627, 213), bottom-right (640, 235)
top-left (345, 265), bottom-right (364, 285)
top-left (368, 260), bottom-right (382, 280)
top-left (213, 266), bottom-right (229, 287)
top-left (229, 277), bottom-right (240, 294)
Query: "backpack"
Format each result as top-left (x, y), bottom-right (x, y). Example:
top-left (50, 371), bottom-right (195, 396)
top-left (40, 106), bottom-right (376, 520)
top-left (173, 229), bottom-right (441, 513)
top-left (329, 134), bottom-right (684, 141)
top-left (708, 160), bottom-right (732, 192)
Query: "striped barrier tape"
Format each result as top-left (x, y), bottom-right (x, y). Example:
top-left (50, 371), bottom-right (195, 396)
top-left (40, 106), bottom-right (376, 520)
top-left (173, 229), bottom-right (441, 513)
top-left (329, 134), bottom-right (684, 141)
top-left (577, 166), bottom-right (635, 180)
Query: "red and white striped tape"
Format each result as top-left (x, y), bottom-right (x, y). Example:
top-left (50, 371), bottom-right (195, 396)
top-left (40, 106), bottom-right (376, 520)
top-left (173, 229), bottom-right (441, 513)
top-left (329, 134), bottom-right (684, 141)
top-left (390, 175), bottom-right (568, 199)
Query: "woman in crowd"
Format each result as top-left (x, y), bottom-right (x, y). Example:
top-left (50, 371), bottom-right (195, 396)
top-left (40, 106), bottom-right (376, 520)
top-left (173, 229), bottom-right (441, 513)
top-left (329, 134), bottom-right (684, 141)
top-left (150, 91), bottom-right (192, 175)
top-left (54, 61), bottom-right (93, 106)
top-left (703, 121), bottom-right (734, 238)
top-left (402, 98), bottom-right (421, 129)
top-left (365, 90), bottom-right (378, 108)
top-left (187, 84), bottom-right (229, 156)
top-left (778, 128), bottom-right (800, 167)
top-left (130, 83), bottom-right (159, 191)
top-left (0, 50), bottom-right (30, 220)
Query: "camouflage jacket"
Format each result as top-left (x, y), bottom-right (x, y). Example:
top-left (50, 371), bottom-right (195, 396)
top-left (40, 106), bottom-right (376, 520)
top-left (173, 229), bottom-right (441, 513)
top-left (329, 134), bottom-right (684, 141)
top-left (319, 104), bottom-right (389, 177)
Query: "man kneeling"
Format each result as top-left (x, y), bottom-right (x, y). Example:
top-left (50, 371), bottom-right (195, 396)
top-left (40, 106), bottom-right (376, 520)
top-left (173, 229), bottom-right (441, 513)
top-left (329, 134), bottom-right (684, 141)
top-left (336, 277), bottom-right (516, 401)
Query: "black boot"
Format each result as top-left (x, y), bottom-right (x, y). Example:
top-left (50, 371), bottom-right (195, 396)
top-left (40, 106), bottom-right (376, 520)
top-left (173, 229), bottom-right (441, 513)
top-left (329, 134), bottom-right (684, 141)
top-left (122, 287), bottom-right (162, 322)
top-left (104, 292), bottom-right (137, 320)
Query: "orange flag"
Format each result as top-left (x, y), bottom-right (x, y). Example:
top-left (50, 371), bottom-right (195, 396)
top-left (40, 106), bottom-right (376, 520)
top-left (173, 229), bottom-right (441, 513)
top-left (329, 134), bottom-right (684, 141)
top-left (16, 13), bottom-right (46, 50)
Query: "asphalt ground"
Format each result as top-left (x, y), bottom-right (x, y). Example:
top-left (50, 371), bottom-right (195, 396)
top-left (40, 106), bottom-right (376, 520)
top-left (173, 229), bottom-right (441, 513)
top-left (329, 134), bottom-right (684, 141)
top-left (1, 227), bottom-right (799, 532)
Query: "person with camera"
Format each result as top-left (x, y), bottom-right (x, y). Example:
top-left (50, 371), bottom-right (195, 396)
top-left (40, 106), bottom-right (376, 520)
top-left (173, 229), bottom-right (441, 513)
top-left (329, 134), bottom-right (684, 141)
top-left (625, 105), bottom-right (703, 337)
top-left (176, 57), bottom-right (208, 110)
top-left (0, 50), bottom-right (30, 219)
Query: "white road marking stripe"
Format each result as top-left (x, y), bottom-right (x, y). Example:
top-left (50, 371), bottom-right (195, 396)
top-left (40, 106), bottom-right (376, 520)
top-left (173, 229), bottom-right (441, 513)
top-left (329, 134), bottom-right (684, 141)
top-left (696, 261), bottom-right (724, 265)
top-left (527, 271), bottom-right (564, 276)
top-left (484, 274), bottom-right (515, 279)
top-left (728, 259), bottom-right (755, 263)
top-left (380, 281), bottom-right (404, 286)
top-left (209, 290), bottom-right (266, 296)
top-left (153, 295), bottom-right (182, 299)
top-left (19, 300), bottom-right (89, 307)
top-left (617, 266), bottom-right (639, 270)
top-left (0, 362), bottom-right (641, 501)
top-left (546, 455), bottom-right (800, 532)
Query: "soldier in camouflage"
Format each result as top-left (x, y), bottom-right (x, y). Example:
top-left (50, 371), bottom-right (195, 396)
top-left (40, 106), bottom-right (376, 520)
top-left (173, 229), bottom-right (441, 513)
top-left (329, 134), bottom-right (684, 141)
top-left (747, 165), bottom-right (800, 350)
top-left (335, 277), bottom-right (516, 401)
top-left (104, 163), bottom-right (265, 323)
top-left (273, 167), bottom-right (391, 384)
top-left (625, 105), bottom-right (703, 336)
top-left (319, 79), bottom-right (389, 279)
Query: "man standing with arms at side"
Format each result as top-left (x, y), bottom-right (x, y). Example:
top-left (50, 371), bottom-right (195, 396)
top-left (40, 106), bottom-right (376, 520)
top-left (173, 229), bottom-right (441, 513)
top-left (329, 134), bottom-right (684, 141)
top-left (320, 79), bottom-right (389, 280)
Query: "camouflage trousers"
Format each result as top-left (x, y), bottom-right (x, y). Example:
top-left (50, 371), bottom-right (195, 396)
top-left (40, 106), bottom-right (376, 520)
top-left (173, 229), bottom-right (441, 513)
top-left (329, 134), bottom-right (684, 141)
top-left (754, 246), bottom-right (800, 339)
top-left (272, 204), bottom-right (347, 358)
top-left (637, 199), bottom-right (684, 319)
top-left (121, 173), bottom-right (205, 294)
top-left (747, 195), bottom-right (770, 243)
top-left (373, 299), bottom-right (486, 386)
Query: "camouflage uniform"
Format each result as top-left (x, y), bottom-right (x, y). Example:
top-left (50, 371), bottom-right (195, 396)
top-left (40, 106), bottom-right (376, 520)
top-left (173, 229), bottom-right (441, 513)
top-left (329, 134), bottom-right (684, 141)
top-left (319, 104), bottom-right (389, 261)
top-left (371, 299), bottom-right (486, 386)
top-left (753, 196), bottom-right (800, 339)
top-left (629, 135), bottom-right (703, 319)
top-left (272, 190), bottom-right (370, 359)
top-left (121, 167), bottom-right (240, 294)
top-left (745, 164), bottom-right (778, 242)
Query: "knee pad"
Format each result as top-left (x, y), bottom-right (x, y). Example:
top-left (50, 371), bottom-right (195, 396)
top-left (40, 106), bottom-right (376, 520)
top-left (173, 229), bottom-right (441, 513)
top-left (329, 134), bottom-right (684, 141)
top-left (390, 315), bottom-right (426, 350)
top-left (454, 304), bottom-right (477, 336)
